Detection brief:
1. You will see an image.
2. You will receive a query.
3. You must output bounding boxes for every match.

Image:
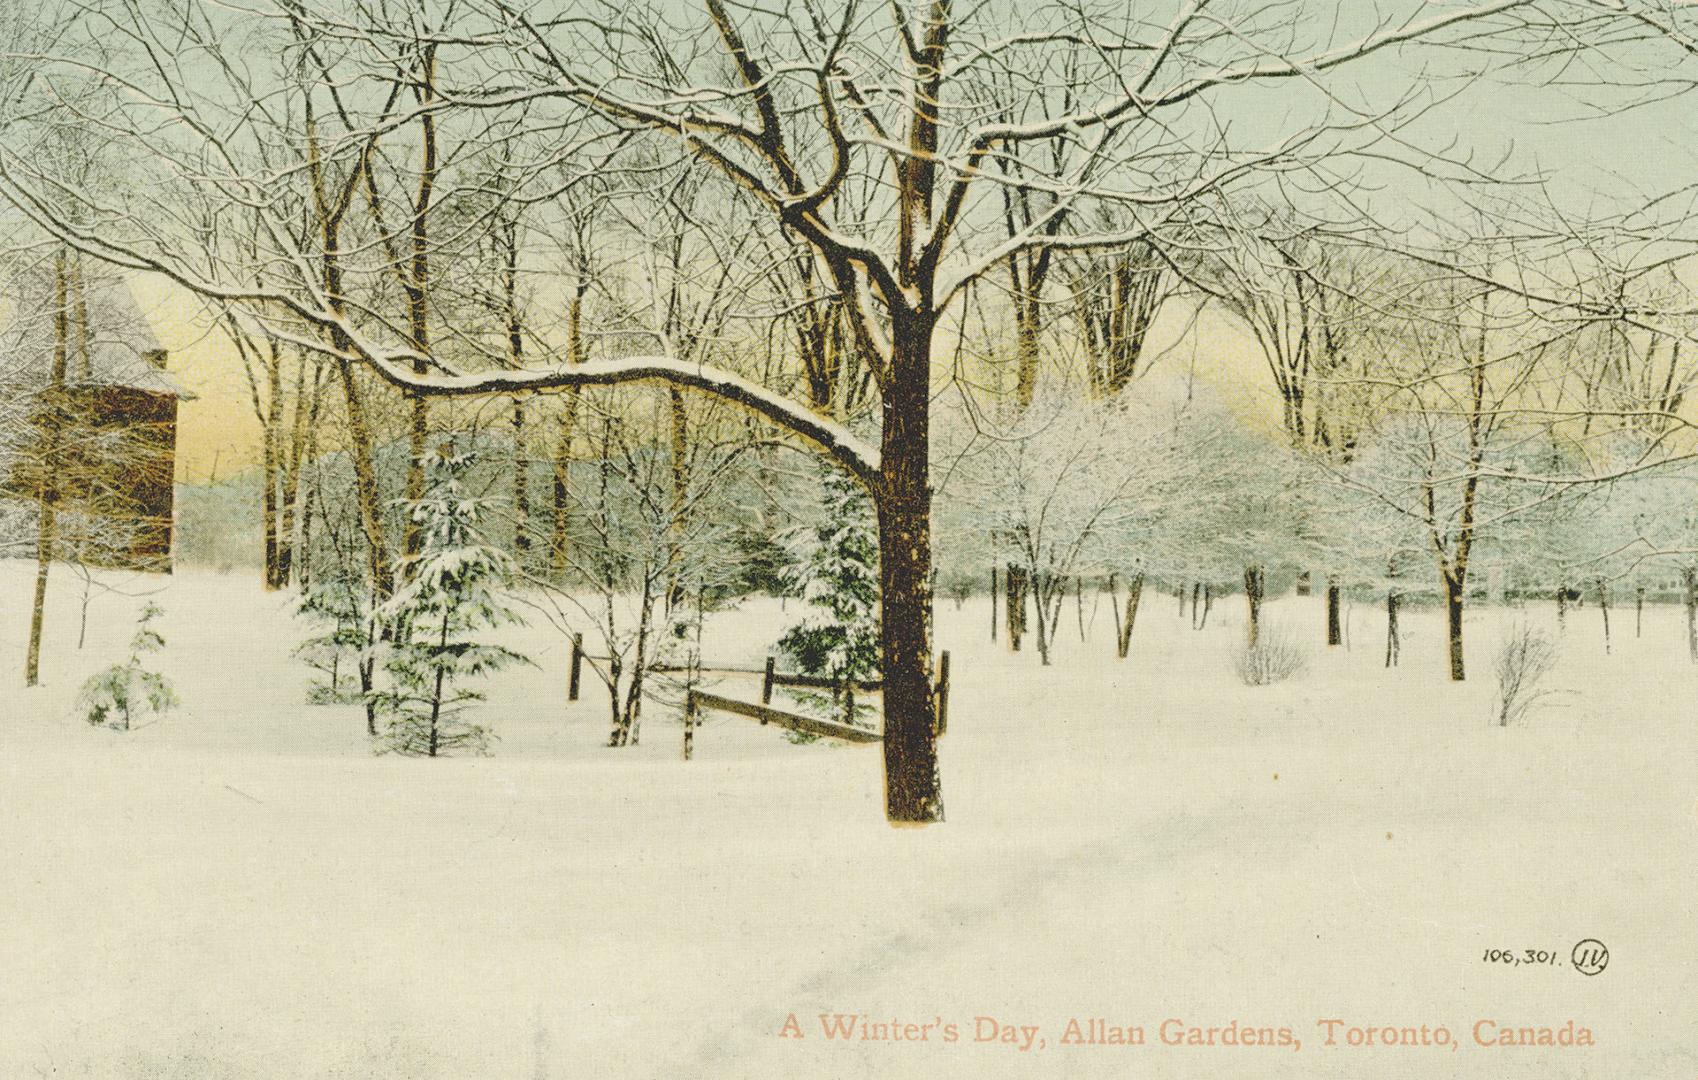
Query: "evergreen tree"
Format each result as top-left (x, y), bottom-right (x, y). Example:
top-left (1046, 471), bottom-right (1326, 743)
top-left (293, 564), bottom-right (374, 706)
top-left (776, 461), bottom-right (880, 728)
top-left (79, 601), bottom-right (177, 730)
top-left (368, 441), bottom-right (530, 757)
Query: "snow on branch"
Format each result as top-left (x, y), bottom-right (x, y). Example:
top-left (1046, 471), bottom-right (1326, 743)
top-left (0, 161), bottom-right (880, 493)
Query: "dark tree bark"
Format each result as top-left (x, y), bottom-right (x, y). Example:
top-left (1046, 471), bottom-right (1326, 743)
top-left (260, 352), bottom-right (279, 589)
top-left (513, 401), bottom-right (530, 558)
top-left (1445, 570), bottom-right (1466, 681)
top-left (299, 66), bottom-right (400, 598)
top-left (551, 279), bottom-right (589, 580)
top-left (1117, 572), bottom-right (1144, 659)
top-left (401, 49), bottom-right (441, 567)
top-left (333, 359), bottom-right (394, 598)
top-left (1077, 242), bottom-right (1166, 398)
top-left (1030, 569), bottom-right (1062, 665)
top-left (1684, 567), bottom-right (1698, 662)
top-left (876, 315), bottom-right (941, 822)
top-left (504, 215), bottom-right (531, 561)
top-left (1597, 578), bottom-right (1611, 654)
top-left (298, 392), bottom-right (323, 592)
top-left (1108, 571), bottom-right (1121, 644)
top-left (1384, 589), bottom-right (1400, 668)
top-left (1326, 579), bottom-right (1342, 646)
top-left (1244, 565), bottom-right (1265, 648)
top-left (1005, 563), bottom-right (1027, 651)
top-left (666, 387), bottom-right (690, 609)
top-left (275, 351), bottom-right (313, 588)
top-left (1075, 575), bottom-right (1087, 642)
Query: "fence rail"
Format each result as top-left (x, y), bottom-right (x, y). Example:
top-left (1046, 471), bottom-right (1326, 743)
top-left (686, 690), bottom-right (883, 744)
top-left (565, 634), bottom-right (952, 756)
top-left (570, 641), bottom-right (888, 702)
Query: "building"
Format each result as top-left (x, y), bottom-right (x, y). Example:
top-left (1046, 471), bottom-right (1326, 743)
top-left (1, 273), bottom-right (193, 573)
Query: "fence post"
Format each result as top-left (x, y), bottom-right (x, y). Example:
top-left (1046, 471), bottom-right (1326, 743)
top-left (990, 565), bottom-right (999, 642)
top-left (761, 655), bottom-right (776, 705)
top-left (934, 649), bottom-right (951, 736)
top-left (569, 633), bottom-right (583, 702)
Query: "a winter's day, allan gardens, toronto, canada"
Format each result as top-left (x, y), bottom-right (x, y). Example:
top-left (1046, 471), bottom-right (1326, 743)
top-left (0, 1), bottom-right (1694, 1077)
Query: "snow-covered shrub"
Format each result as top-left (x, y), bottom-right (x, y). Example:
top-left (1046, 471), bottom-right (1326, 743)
top-left (78, 601), bottom-right (177, 730)
top-left (368, 442), bottom-right (530, 756)
top-left (1493, 622), bottom-right (1558, 727)
top-left (1233, 626), bottom-right (1309, 686)
top-left (776, 460), bottom-right (880, 730)
top-left (294, 567), bottom-right (374, 704)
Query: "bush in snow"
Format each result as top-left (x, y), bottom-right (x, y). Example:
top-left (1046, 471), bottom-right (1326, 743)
top-left (1233, 625), bottom-right (1309, 687)
top-left (776, 460), bottom-right (881, 730)
top-left (368, 441), bottom-right (531, 757)
top-left (1493, 622), bottom-right (1559, 727)
top-left (294, 565), bottom-right (375, 705)
top-left (78, 601), bottom-right (177, 730)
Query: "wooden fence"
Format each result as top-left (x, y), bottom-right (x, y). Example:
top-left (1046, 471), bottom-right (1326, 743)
top-left (568, 638), bottom-right (886, 703)
top-left (562, 634), bottom-right (952, 757)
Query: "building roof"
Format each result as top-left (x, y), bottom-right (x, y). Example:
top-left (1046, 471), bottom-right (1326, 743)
top-left (4, 268), bottom-right (195, 400)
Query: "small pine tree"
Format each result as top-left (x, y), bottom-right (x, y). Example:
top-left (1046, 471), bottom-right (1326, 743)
top-left (368, 441), bottom-right (531, 756)
top-left (79, 601), bottom-right (177, 730)
top-left (293, 565), bottom-right (373, 704)
top-left (776, 461), bottom-right (881, 729)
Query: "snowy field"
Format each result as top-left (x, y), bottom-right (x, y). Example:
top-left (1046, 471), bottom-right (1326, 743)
top-left (2, 561), bottom-right (1695, 1078)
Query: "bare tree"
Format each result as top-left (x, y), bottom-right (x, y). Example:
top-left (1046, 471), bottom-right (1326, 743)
top-left (0, 0), bottom-right (1544, 821)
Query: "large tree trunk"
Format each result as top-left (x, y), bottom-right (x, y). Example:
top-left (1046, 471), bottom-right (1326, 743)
top-left (1445, 569), bottom-right (1466, 681)
top-left (876, 316), bottom-right (941, 824)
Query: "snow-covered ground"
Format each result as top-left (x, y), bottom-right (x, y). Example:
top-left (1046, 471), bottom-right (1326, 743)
top-left (2, 562), bottom-right (1694, 1078)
